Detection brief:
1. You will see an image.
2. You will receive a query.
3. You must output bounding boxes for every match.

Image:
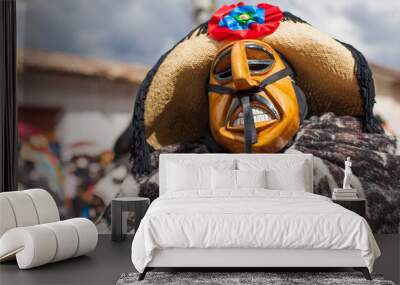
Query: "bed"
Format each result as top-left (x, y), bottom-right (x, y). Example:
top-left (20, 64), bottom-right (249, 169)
top-left (131, 154), bottom-right (380, 280)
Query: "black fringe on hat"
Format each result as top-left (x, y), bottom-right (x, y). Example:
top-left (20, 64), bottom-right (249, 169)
top-left (338, 41), bottom-right (384, 134)
top-left (130, 13), bottom-right (383, 176)
top-left (282, 12), bottom-right (309, 24)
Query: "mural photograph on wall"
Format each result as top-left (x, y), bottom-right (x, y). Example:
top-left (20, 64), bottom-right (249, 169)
top-left (16, 0), bottom-right (399, 235)
top-left (129, 2), bottom-right (400, 234)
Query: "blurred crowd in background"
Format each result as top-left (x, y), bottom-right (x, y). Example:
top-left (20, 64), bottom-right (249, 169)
top-left (18, 121), bottom-right (111, 218)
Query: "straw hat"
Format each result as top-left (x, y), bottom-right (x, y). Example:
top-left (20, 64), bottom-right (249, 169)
top-left (130, 10), bottom-right (382, 175)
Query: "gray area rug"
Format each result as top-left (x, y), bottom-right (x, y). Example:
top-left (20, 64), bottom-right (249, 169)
top-left (116, 272), bottom-right (396, 285)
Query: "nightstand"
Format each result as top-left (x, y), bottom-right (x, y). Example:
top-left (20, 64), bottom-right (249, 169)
top-left (111, 197), bottom-right (150, 242)
top-left (332, 198), bottom-right (366, 218)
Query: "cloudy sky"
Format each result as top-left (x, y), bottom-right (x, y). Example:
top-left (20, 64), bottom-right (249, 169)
top-left (17, 0), bottom-right (400, 69)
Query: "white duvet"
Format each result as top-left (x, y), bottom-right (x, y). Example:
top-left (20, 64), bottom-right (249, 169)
top-left (131, 190), bottom-right (380, 273)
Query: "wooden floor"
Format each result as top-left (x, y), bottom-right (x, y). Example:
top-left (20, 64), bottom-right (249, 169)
top-left (0, 234), bottom-right (398, 285)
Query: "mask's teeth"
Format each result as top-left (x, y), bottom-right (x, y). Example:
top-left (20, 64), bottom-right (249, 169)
top-left (232, 107), bottom-right (275, 126)
top-left (227, 93), bottom-right (280, 127)
top-left (254, 113), bottom-right (272, 123)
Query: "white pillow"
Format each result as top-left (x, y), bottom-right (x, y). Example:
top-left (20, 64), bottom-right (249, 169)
top-left (167, 163), bottom-right (211, 191)
top-left (237, 159), bottom-right (309, 192)
top-left (236, 169), bottom-right (267, 189)
top-left (266, 162), bottom-right (307, 191)
top-left (211, 168), bottom-right (237, 190)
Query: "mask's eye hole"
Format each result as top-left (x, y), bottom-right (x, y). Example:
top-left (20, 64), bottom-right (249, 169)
top-left (248, 59), bottom-right (274, 72)
top-left (213, 48), bottom-right (232, 81)
top-left (216, 69), bottom-right (232, 80)
top-left (246, 44), bottom-right (275, 74)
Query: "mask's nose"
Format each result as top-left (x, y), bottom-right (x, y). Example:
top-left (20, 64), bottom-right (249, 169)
top-left (231, 42), bottom-right (257, 90)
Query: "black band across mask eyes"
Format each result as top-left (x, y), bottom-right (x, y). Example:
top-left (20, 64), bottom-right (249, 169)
top-left (208, 58), bottom-right (308, 153)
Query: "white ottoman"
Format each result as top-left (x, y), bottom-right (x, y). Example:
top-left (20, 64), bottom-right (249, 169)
top-left (0, 188), bottom-right (59, 236)
top-left (0, 218), bottom-right (98, 269)
top-left (0, 189), bottom-right (98, 269)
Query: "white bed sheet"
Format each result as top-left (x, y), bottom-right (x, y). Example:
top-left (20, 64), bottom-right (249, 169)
top-left (131, 190), bottom-right (380, 273)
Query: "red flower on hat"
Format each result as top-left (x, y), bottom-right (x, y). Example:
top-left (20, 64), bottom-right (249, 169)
top-left (208, 2), bottom-right (283, 41)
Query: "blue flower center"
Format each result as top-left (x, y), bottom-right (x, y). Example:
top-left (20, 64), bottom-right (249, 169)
top-left (219, 5), bottom-right (265, 31)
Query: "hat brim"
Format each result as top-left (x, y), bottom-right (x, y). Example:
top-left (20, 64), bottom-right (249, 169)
top-left (130, 12), bottom-right (382, 176)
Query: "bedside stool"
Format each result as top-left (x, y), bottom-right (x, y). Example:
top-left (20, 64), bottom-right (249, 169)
top-left (111, 197), bottom-right (150, 242)
top-left (332, 198), bottom-right (366, 218)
